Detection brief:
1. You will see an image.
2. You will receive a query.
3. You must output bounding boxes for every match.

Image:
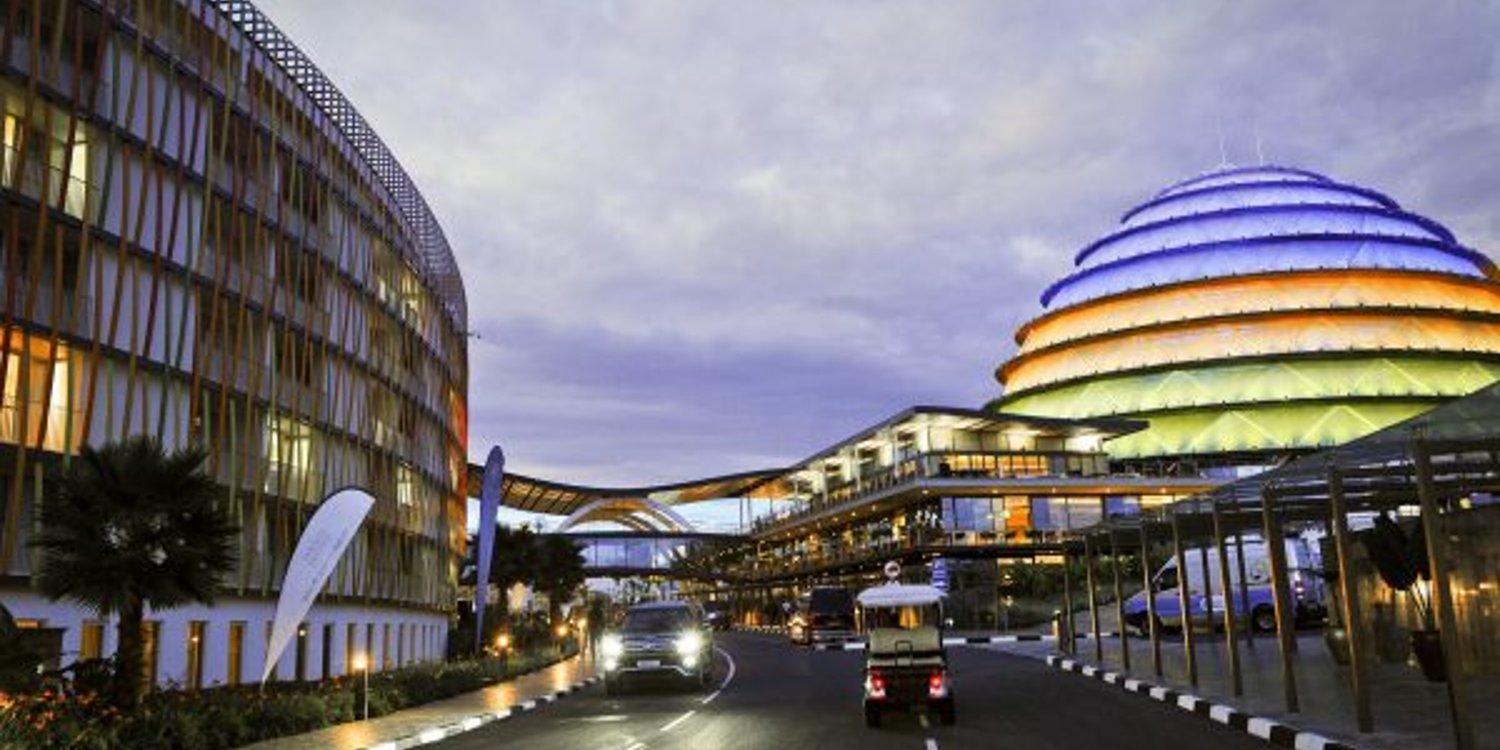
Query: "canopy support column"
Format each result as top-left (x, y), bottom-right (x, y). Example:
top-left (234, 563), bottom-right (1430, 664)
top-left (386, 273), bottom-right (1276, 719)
top-left (1261, 487), bottom-right (1299, 714)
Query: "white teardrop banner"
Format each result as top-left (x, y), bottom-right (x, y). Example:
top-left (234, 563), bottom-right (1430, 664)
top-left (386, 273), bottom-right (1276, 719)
top-left (261, 487), bottom-right (375, 686)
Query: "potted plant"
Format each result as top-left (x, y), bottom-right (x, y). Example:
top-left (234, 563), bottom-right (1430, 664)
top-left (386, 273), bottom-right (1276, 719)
top-left (1358, 513), bottom-right (1444, 681)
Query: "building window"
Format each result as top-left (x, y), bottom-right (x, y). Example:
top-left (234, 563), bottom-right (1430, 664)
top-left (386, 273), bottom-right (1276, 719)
top-left (397, 463), bottom-right (416, 508)
top-left (365, 623), bottom-right (376, 672)
top-left (263, 414), bottom-right (316, 498)
top-left (185, 621), bottom-right (205, 690)
top-left (79, 621), bottom-right (103, 660)
top-left (320, 623), bottom-right (333, 681)
top-left (345, 623), bottom-right (356, 677)
top-left (142, 621), bottom-right (161, 687)
top-left (0, 86), bottom-right (95, 220)
top-left (295, 623), bottom-right (308, 682)
top-left (382, 624), bottom-right (391, 671)
top-left (0, 335), bottom-right (77, 453)
top-left (227, 621), bottom-right (245, 686)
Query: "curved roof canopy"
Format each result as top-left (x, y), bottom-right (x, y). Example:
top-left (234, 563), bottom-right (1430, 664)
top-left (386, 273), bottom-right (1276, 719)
top-left (465, 466), bottom-right (788, 517)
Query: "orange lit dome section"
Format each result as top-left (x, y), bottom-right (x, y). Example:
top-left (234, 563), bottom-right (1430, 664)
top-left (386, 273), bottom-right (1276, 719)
top-left (993, 166), bottom-right (1500, 461)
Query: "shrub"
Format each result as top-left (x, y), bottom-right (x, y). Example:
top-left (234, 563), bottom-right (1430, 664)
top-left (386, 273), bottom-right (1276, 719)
top-left (0, 644), bottom-right (572, 750)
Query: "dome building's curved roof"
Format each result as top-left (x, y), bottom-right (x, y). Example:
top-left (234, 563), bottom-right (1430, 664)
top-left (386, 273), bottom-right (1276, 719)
top-left (994, 165), bottom-right (1500, 461)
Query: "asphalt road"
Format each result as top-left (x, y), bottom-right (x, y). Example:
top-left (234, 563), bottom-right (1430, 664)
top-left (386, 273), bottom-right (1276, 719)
top-left (432, 632), bottom-right (1271, 750)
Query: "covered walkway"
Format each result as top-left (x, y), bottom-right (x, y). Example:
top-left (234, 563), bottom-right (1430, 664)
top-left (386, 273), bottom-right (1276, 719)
top-left (1059, 382), bottom-right (1500, 749)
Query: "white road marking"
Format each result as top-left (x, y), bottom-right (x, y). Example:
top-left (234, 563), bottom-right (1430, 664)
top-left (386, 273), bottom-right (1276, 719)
top-left (925, 739), bottom-right (939, 750)
top-left (702, 644), bottom-right (737, 704)
top-left (625, 742), bottom-right (647, 750)
top-left (660, 710), bottom-right (696, 732)
top-left (919, 714), bottom-right (930, 729)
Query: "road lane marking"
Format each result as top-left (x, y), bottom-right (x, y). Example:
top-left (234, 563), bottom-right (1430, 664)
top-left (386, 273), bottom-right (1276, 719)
top-left (925, 739), bottom-right (938, 750)
top-left (660, 710), bottom-right (696, 732)
top-left (701, 644), bottom-right (737, 704)
top-left (625, 742), bottom-right (647, 750)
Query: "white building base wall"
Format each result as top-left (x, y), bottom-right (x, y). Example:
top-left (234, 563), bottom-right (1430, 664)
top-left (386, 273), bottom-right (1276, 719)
top-left (3, 589), bottom-right (449, 689)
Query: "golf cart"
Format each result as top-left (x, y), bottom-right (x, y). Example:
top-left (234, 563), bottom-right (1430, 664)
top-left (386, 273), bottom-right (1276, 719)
top-left (857, 579), bottom-right (955, 727)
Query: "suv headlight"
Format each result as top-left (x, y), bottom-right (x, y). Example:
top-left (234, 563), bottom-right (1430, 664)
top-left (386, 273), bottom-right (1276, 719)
top-left (601, 634), bottom-right (623, 658)
top-left (675, 630), bottom-right (703, 656)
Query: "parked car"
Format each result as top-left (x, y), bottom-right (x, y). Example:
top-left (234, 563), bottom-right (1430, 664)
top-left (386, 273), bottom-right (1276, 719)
top-left (789, 587), bottom-right (857, 645)
top-left (601, 602), bottom-right (714, 695)
top-left (1123, 534), bottom-right (1326, 634)
top-left (702, 600), bottom-right (732, 631)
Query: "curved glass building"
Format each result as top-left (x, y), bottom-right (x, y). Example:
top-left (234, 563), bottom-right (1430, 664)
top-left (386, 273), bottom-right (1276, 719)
top-left (1, 0), bottom-right (468, 686)
top-left (995, 165), bottom-right (1500, 463)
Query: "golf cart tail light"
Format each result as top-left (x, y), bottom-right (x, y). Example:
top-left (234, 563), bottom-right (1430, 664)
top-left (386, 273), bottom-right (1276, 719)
top-left (675, 631), bottom-right (703, 655)
top-left (867, 671), bottom-right (887, 699)
top-left (928, 672), bottom-right (946, 698)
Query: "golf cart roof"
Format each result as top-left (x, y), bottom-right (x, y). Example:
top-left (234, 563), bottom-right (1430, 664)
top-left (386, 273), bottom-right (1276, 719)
top-left (856, 584), bottom-right (944, 608)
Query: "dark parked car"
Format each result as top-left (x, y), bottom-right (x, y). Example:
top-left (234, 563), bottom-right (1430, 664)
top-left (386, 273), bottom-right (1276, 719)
top-left (702, 600), bottom-right (732, 631)
top-left (788, 587), bottom-right (856, 645)
top-left (601, 602), bottom-right (714, 695)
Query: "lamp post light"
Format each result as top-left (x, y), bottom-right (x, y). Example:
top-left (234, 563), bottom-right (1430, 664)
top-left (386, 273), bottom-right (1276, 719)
top-left (351, 653), bottom-right (369, 721)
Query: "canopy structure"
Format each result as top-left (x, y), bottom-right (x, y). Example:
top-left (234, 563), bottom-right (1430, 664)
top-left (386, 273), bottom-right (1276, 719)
top-left (464, 465), bottom-right (788, 518)
top-left (857, 584), bottom-right (945, 608)
top-left (1060, 380), bottom-right (1500, 750)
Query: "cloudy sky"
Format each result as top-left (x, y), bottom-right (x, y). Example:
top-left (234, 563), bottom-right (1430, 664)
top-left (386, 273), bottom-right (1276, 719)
top-left (257, 0), bottom-right (1500, 487)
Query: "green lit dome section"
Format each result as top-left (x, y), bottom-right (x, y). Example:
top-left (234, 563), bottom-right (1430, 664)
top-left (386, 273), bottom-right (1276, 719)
top-left (994, 165), bottom-right (1500, 461)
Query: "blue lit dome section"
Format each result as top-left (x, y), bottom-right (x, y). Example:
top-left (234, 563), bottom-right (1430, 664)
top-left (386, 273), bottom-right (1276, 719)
top-left (994, 165), bottom-right (1500, 461)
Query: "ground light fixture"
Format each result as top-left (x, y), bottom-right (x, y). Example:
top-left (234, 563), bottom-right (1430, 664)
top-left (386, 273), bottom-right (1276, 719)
top-left (495, 632), bottom-right (511, 669)
top-left (351, 653), bottom-right (370, 721)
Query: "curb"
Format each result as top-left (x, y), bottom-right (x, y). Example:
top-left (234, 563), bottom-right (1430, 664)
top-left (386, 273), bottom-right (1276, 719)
top-left (358, 674), bottom-right (602, 750)
top-left (737, 625), bottom-right (787, 634)
top-left (810, 632), bottom-right (1119, 651)
top-left (1044, 655), bottom-right (1358, 750)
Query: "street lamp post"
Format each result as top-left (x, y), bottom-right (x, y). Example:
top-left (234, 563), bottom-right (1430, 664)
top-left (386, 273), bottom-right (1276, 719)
top-left (351, 653), bottom-right (369, 721)
top-left (496, 633), bottom-right (510, 675)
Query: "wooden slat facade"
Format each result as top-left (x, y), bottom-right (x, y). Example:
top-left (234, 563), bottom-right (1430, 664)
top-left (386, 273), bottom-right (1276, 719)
top-left (0, 0), bottom-right (468, 618)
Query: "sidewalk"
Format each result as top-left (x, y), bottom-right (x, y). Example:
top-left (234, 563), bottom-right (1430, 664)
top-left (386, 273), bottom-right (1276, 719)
top-left (241, 654), bottom-right (599, 750)
top-left (1011, 630), bottom-right (1499, 750)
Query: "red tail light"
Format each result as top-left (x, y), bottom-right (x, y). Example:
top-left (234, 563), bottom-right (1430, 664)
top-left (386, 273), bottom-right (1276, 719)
top-left (867, 670), bottom-right (887, 699)
top-left (928, 671), bottom-right (946, 698)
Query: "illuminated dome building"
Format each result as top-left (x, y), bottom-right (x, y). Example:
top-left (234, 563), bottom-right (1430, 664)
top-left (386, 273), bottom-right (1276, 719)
top-left (994, 165), bottom-right (1500, 468)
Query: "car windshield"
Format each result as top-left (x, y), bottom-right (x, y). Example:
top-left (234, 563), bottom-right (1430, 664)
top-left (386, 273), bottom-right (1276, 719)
top-left (620, 607), bottom-right (696, 632)
top-left (809, 589), bottom-right (853, 613)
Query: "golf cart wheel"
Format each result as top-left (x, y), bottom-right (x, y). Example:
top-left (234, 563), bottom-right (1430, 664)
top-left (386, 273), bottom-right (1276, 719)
top-left (938, 699), bottom-right (956, 725)
top-left (864, 704), bottom-right (881, 728)
top-left (1252, 605), bottom-right (1277, 633)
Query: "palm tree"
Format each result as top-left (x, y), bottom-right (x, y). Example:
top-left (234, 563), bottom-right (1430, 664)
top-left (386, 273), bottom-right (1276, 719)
top-left (31, 436), bottom-right (239, 707)
top-left (532, 535), bottom-right (586, 624)
top-left (462, 524), bottom-right (540, 641)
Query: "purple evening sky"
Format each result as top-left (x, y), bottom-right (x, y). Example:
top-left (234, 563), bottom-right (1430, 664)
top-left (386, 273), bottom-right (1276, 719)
top-left (257, 0), bottom-right (1500, 487)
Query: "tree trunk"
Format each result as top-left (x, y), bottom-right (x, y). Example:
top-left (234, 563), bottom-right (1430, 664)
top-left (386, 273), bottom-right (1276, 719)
top-left (114, 596), bottom-right (145, 708)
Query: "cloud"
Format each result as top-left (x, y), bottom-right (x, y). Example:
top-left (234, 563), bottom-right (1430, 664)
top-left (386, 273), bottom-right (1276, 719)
top-left (257, 0), bottom-right (1500, 486)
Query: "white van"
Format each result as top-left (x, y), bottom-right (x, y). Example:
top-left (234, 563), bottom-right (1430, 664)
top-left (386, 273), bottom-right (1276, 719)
top-left (1123, 534), bottom-right (1326, 633)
